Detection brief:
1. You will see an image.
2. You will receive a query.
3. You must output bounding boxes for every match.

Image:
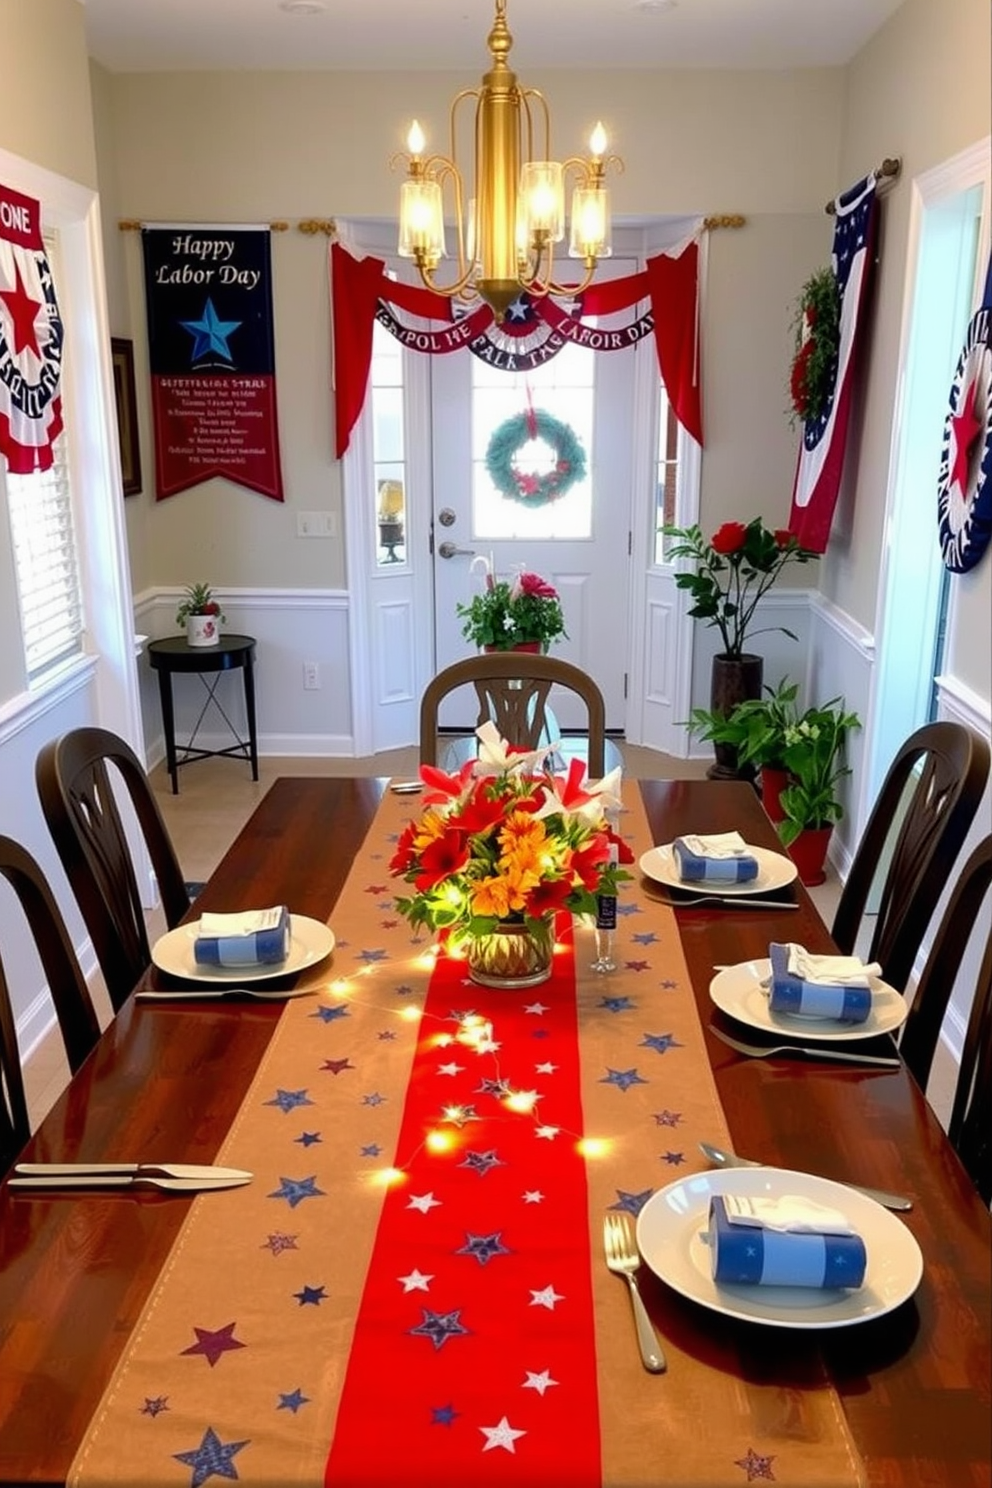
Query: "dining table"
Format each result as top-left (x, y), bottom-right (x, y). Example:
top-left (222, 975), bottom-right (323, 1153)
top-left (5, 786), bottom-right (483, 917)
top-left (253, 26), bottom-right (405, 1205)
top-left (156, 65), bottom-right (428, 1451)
top-left (0, 773), bottom-right (988, 1488)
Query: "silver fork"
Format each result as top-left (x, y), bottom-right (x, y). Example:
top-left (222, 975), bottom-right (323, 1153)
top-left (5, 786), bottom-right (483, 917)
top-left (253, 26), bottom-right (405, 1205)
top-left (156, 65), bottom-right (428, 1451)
top-left (603, 1212), bottom-right (666, 1373)
top-left (709, 1025), bottom-right (901, 1068)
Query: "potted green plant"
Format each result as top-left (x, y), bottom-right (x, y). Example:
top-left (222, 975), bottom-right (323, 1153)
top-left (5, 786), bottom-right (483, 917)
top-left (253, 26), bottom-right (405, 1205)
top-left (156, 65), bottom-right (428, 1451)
top-left (457, 565), bottom-right (567, 653)
top-left (776, 699), bottom-right (861, 884)
top-left (175, 581), bottom-right (225, 648)
top-left (686, 679), bottom-right (800, 808)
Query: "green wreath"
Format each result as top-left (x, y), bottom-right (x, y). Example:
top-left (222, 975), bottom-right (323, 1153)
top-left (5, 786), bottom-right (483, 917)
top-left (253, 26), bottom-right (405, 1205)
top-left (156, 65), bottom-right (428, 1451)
top-left (485, 409), bottom-right (587, 507)
top-left (788, 267), bottom-right (841, 427)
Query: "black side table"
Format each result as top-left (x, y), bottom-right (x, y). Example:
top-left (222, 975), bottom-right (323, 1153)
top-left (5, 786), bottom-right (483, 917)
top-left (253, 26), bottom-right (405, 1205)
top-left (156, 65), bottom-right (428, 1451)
top-left (147, 634), bottom-right (259, 794)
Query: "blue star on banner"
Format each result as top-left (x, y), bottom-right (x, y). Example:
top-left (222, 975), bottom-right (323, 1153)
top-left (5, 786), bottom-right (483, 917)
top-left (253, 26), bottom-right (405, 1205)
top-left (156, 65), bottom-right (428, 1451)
top-left (431, 1403), bottom-right (460, 1426)
top-left (173, 1425), bottom-right (249, 1488)
top-left (408, 1309), bottom-right (469, 1350)
top-left (612, 1188), bottom-right (654, 1216)
top-left (456, 1231), bottom-right (512, 1265)
top-left (179, 300), bottom-right (241, 362)
top-left (264, 1089), bottom-right (314, 1114)
top-left (601, 1067), bottom-right (648, 1091)
top-left (293, 1283), bottom-right (327, 1306)
top-left (459, 1149), bottom-right (505, 1176)
top-left (640, 1032), bottom-right (684, 1055)
top-left (268, 1175), bottom-right (326, 1208)
top-left (277, 1388), bottom-right (310, 1414)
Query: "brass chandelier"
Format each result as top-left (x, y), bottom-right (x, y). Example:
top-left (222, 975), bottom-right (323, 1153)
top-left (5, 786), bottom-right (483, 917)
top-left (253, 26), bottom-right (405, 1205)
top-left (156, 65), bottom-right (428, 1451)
top-left (393, 0), bottom-right (623, 322)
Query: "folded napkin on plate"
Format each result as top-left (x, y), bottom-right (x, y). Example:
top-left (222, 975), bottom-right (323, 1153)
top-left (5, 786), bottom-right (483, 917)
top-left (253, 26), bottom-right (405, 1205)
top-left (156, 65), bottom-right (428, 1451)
top-left (672, 832), bottom-right (759, 884)
top-left (194, 906), bottom-right (291, 968)
top-left (708, 1193), bottom-right (867, 1289)
top-left (767, 941), bottom-right (880, 1023)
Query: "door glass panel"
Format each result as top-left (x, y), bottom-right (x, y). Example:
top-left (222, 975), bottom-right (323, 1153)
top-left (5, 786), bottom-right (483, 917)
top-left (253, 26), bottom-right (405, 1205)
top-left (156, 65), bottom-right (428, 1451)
top-left (471, 343), bottom-right (594, 541)
top-left (370, 320), bottom-right (407, 567)
top-left (653, 389), bottom-right (680, 564)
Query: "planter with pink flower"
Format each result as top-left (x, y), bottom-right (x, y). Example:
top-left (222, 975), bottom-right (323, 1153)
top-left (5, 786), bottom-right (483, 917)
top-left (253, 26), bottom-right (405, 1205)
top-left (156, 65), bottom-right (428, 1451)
top-left (175, 581), bottom-right (225, 648)
top-left (456, 561), bottom-right (567, 653)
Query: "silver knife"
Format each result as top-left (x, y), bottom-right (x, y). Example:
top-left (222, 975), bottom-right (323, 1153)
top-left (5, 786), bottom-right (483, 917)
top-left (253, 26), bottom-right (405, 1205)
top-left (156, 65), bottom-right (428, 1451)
top-left (698, 1141), bottom-right (912, 1212)
top-left (14, 1162), bottom-right (252, 1181)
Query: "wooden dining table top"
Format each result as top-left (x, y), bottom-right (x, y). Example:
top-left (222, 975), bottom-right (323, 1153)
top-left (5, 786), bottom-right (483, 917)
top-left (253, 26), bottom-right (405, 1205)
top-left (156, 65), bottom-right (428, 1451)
top-left (0, 774), bottom-right (988, 1488)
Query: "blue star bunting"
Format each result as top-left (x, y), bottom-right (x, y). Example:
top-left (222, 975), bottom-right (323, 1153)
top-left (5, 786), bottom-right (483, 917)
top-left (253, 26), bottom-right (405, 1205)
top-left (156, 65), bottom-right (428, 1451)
top-left (456, 1231), bottom-right (511, 1265)
top-left (179, 300), bottom-right (241, 362)
top-left (173, 1425), bottom-right (249, 1488)
top-left (640, 1032), bottom-right (683, 1055)
top-left (268, 1175), bottom-right (325, 1209)
top-left (408, 1308), bottom-right (469, 1350)
top-left (295, 1131), bottom-right (321, 1147)
top-left (600, 996), bottom-right (635, 1012)
top-left (264, 1089), bottom-right (314, 1114)
top-left (459, 1149), bottom-right (505, 1176)
top-left (293, 1283), bottom-right (326, 1306)
top-left (310, 1004), bottom-right (349, 1023)
top-left (601, 1067), bottom-right (648, 1091)
top-left (277, 1388), bottom-right (310, 1414)
top-left (431, 1403), bottom-right (459, 1426)
top-left (612, 1188), bottom-right (654, 1216)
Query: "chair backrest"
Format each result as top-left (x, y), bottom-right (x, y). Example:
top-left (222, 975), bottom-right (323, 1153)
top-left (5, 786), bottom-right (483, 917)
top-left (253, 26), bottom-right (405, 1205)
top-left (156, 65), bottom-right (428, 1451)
top-left (35, 727), bottom-right (190, 1012)
top-left (419, 654), bottom-right (607, 778)
top-left (831, 721), bottom-right (990, 990)
top-left (898, 835), bottom-right (992, 1205)
top-left (0, 836), bottom-right (101, 1174)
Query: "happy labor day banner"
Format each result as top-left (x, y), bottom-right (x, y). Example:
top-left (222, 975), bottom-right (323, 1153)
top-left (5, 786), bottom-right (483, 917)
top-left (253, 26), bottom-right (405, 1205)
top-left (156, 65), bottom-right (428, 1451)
top-left (142, 226), bottom-right (284, 501)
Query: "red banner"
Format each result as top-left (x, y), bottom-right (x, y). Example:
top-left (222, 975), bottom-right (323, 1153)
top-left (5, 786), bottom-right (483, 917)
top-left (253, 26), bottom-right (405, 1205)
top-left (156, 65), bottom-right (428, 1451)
top-left (0, 181), bottom-right (64, 473)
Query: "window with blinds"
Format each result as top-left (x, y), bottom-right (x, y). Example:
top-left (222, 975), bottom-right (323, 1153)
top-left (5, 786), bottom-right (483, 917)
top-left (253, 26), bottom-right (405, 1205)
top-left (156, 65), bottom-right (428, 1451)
top-left (4, 231), bottom-right (85, 684)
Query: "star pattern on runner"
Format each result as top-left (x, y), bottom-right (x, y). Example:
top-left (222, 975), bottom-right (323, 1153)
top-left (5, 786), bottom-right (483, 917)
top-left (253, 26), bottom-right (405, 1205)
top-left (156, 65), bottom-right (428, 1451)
top-left (277, 1388), bottom-right (310, 1414)
top-left (180, 1322), bottom-right (246, 1368)
top-left (360, 1143), bottom-right (382, 1157)
top-left (480, 1416), bottom-right (526, 1453)
top-left (293, 1283), bottom-right (326, 1306)
top-left (311, 1003), bottom-right (349, 1023)
top-left (653, 1109), bottom-right (683, 1127)
top-left (601, 1067), bottom-right (648, 1091)
top-left (295, 1131), bottom-right (321, 1147)
top-left (264, 1088), bottom-right (314, 1113)
top-left (640, 1032), bottom-right (683, 1054)
top-left (661, 1150), bottom-right (687, 1165)
top-left (625, 959), bottom-right (650, 972)
top-left (358, 948), bottom-right (389, 963)
top-left (408, 1191), bottom-right (442, 1213)
top-left (431, 1403), bottom-right (459, 1426)
top-left (611, 1188), bottom-right (654, 1216)
top-left (456, 1231), bottom-right (511, 1265)
top-left (523, 1001), bottom-right (549, 1015)
top-left (267, 1175), bottom-right (326, 1208)
top-left (322, 1058), bottom-right (354, 1074)
top-left (522, 1190), bottom-right (545, 1204)
top-left (734, 1446), bottom-right (776, 1482)
top-left (141, 1395), bottom-right (169, 1417)
top-left (408, 1308), bottom-right (469, 1350)
top-left (261, 1232), bottom-right (299, 1255)
top-left (529, 1285), bottom-right (564, 1310)
top-left (459, 1148), bottom-right (504, 1175)
top-left (362, 1091), bottom-right (386, 1106)
top-left (522, 1369), bottom-right (558, 1396)
top-left (398, 1269), bottom-right (433, 1292)
top-left (173, 1424), bottom-right (249, 1487)
top-left (438, 1061), bottom-right (465, 1076)
top-left (631, 931), bottom-right (659, 945)
top-left (600, 995), bottom-right (635, 1012)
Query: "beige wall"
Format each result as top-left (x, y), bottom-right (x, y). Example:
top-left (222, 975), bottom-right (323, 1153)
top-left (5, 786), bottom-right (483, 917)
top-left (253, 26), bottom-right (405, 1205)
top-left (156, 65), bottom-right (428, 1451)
top-left (822, 0), bottom-right (991, 697)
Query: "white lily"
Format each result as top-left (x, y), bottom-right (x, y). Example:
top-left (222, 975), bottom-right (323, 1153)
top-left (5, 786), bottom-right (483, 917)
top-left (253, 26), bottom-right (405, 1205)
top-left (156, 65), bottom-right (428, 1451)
top-left (473, 721), bottom-right (557, 778)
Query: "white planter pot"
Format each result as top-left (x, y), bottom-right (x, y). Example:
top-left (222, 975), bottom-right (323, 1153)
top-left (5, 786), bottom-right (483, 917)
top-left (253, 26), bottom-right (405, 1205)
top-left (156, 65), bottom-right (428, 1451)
top-left (186, 613), bottom-right (220, 647)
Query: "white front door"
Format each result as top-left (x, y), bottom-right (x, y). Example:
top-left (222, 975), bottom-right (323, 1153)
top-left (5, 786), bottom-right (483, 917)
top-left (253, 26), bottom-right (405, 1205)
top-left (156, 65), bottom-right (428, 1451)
top-left (430, 282), bottom-right (637, 731)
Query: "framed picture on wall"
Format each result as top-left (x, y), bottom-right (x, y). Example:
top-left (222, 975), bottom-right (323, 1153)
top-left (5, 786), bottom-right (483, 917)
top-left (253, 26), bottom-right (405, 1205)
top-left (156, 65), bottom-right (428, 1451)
top-left (111, 337), bottom-right (142, 496)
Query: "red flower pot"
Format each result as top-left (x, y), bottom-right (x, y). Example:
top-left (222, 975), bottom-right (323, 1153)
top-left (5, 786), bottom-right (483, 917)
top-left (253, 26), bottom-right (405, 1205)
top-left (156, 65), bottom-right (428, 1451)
top-left (785, 825), bottom-right (832, 886)
top-left (760, 766), bottom-right (790, 823)
top-left (484, 642), bottom-right (542, 653)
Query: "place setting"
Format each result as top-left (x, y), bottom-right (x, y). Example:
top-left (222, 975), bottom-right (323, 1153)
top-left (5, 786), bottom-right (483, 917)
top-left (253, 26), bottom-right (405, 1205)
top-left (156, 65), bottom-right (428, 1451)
top-left (141, 904), bottom-right (335, 1000)
top-left (639, 830), bottom-right (800, 909)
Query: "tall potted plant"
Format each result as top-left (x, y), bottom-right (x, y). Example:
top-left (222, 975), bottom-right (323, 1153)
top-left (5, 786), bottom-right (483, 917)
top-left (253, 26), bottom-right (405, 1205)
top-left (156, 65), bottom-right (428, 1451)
top-left (686, 679), bottom-right (800, 814)
top-left (663, 518), bottom-right (819, 777)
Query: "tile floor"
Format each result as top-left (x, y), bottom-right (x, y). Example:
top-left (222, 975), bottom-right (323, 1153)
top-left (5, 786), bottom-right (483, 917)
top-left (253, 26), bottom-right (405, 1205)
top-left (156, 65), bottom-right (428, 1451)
top-left (22, 742), bottom-right (956, 1135)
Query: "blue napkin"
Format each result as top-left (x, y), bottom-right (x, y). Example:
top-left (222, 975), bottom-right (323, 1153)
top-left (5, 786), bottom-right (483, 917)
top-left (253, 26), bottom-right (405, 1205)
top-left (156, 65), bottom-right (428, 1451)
top-left (194, 906), bottom-right (291, 968)
top-left (708, 1194), bottom-right (867, 1290)
top-left (672, 832), bottom-right (759, 884)
top-left (768, 941), bottom-right (875, 1024)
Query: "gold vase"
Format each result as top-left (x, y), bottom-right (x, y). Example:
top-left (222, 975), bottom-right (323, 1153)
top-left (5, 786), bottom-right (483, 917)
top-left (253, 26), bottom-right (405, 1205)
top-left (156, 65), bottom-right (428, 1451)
top-left (466, 917), bottom-right (554, 989)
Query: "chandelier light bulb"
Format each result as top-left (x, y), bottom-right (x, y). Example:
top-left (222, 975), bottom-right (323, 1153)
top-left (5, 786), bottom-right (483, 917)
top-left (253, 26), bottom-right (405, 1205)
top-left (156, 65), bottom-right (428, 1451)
top-left (589, 121), bottom-right (608, 159)
top-left (407, 119), bottom-right (426, 156)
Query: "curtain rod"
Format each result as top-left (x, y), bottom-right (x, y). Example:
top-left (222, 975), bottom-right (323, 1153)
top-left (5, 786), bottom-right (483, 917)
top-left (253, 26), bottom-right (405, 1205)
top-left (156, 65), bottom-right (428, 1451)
top-left (118, 219), bottom-right (338, 236)
top-left (825, 158), bottom-right (900, 214)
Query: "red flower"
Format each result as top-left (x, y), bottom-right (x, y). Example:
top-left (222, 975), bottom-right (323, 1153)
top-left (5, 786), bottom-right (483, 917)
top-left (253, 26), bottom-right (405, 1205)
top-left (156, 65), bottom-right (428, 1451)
top-left (525, 878), bottom-right (573, 917)
top-left (773, 528), bottom-right (793, 548)
top-left (710, 521), bottom-right (748, 555)
top-left (448, 781), bottom-right (509, 836)
top-left (389, 821), bottom-right (418, 874)
top-left (517, 571), bottom-right (558, 599)
top-left (567, 838), bottom-right (612, 891)
top-left (414, 830), bottom-right (470, 892)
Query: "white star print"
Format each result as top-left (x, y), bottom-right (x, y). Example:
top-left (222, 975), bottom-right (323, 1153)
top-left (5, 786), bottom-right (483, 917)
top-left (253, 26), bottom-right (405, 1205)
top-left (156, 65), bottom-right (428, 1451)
top-left (479, 1415), bottom-right (526, 1453)
top-left (529, 1284), bottom-right (564, 1310)
top-left (437, 1061), bottom-right (464, 1076)
top-left (535, 1061), bottom-right (558, 1074)
top-left (505, 297), bottom-right (529, 322)
top-left (407, 1191), bottom-right (442, 1213)
top-left (397, 1269), bottom-right (433, 1292)
top-left (523, 1369), bottom-right (558, 1396)
top-left (522, 1190), bottom-right (545, 1204)
top-left (523, 1001), bottom-right (549, 1015)
top-left (535, 1125), bottom-right (560, 1141)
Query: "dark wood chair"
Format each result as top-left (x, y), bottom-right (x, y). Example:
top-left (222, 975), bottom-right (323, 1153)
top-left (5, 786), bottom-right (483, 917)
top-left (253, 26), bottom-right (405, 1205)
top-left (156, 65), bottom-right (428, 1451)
top-left (897, 835), bottom-right (992, 1204)
top-left (35, 727), bottom-right (191, 1012)
top-left (831, 721), bottom-right (990, 990)
top-left (419, 654), bottom-right (607, 778)
top-left (0, 836), bottom-right (101, 1174)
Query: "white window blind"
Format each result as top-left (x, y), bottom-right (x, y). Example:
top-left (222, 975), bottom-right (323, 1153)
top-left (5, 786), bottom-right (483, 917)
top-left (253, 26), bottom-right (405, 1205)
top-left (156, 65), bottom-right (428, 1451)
top-left (4, 232), bottom-right (84, 682)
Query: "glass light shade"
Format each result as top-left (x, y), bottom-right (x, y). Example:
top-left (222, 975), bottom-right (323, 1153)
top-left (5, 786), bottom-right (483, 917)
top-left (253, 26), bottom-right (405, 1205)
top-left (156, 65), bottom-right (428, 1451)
top-left (520, 161), bottom-right (564, 241)
top-left (569, 186), bottom-right (612, 260)
top-left (398, 178), bottom-right (446, 261)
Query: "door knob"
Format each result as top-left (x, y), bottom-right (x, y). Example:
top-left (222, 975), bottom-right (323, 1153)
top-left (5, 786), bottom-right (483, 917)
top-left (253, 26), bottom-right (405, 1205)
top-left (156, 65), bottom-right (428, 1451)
top-left (438, 507), bottom-right (457, 527)
top-left (438, 541), bottom-right (476, 559)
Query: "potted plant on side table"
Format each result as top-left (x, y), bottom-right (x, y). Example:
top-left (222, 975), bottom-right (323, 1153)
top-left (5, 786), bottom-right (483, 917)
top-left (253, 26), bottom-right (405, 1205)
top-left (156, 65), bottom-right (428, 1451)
top-left (456, 563), bottom-right (567, 653)
top-left (176, 582), bottom-right (225, 648)
top-left (776, 699), bottom-right (861, 885)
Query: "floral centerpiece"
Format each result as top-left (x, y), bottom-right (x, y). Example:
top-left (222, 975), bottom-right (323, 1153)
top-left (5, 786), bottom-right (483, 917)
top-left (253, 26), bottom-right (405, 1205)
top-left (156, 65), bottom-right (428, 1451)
top-left (663, 519), bottom-right (819, 660)
top-left (390, 724), bottom-right (630, 987)
top-left (457, 560), bottom-right (567, 652)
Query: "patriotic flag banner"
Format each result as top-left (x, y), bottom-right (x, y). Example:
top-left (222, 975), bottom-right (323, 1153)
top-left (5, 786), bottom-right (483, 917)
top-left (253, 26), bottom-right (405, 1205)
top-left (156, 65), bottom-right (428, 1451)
top-left (937, 252), bottom-right (992, 574)
top-left (331, 240), bottom-right (703, 458)
top-left (0, 181), bottom-right (64, 473)
top-left (788, 175), bottom-right (879, 553)
top-left (142, 226), bottom-right (284, 501)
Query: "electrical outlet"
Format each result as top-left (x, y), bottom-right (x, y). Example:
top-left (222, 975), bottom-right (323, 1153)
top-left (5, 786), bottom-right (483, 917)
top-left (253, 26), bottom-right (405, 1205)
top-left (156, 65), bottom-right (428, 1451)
top-left (303, 661), bottom-right (320, 690)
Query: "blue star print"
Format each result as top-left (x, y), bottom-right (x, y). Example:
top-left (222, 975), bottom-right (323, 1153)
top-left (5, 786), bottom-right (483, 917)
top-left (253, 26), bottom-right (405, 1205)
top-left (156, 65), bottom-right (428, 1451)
top-left (661, 1150), bottom-right (686, 1165)
top-left (362, 1092), bottom-right (385, 1107)
top-left (409, 1309), bottom-right (469, 1350)
top-left (360, 1143), bottom-right (382, 1157)
top-left (311, 1004), bottom-right (349, 1024)
top-left (268, 1175), bottom-right (326, 1209)
top-left (459, 1149), bottom-right (505, 1176)
top-left (293, 1284), bottom-right (326, 1306)
top-left (601, 1067), bottom-right (648, 1091)
top-left (456, 1231), bottom-right (511, 1265)
top-left (612, 1188), bottom-right (654, 1216)
top-left (616, 902), bottom-right (641, 917)
top-left (358, 948), bottom-right (389, 964)
top-left (295, 1132), bottom-right (321, 1147)
top-left (431, 1403), bottom-right (459, 1426)
top-left (179, 300), bottom-right (241, 362)
top-left (173, 1425), bottom-right (249, 1488)
top-left (631, 931), bottom-right (659, 945)
top-left (265, 1089), bottom-right (314, 1114)
top-left (141, 1396), bottom-right (169, 1417)
top-left (277, 1388), bottom-right (310, 1414)
top-left (640, 1033), bottom-right (683, 1055)
top-left (600, 996), bottom-right (635, 1012)
top-left (653, 1109), bottom-right (683, 1127)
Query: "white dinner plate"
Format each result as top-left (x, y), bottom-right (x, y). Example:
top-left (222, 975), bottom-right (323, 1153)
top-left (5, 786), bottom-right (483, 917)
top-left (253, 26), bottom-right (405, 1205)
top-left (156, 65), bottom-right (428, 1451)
top-left (639, 842), bottom-right (798, 896)
top-left (636, 1167), bottom-right (922, 1329)
top-left (151, 915), bottom-right (335, 983)
top-left (709, 958), bottom-right (909, 1042)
